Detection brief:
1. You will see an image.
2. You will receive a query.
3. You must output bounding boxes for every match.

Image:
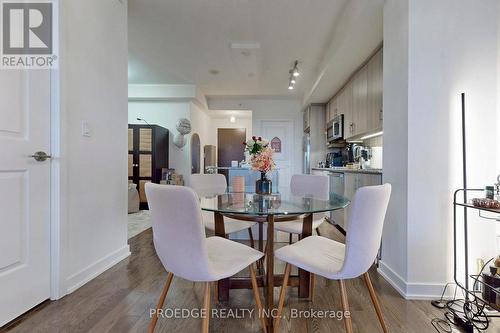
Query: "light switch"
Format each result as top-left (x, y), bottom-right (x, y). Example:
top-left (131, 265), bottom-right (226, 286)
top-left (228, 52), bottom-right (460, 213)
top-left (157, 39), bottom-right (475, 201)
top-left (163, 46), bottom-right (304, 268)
top-left (82, 121), bottom-right (91, 137)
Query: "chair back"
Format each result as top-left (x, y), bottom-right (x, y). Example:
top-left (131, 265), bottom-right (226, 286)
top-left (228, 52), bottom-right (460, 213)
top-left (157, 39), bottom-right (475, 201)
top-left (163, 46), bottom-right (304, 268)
top-left (290, 174), bottom-right (329, 200)
top-left (191, 173), bottom-right (227, 196)
top-left (145, 183), bottom-right (212, 281)
top-left (340, 184), bottom-right (391, 279)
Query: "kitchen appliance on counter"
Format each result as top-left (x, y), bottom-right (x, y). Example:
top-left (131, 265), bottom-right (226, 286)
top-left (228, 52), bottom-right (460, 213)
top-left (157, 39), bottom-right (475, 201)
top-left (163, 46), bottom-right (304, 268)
top-left (326, 151), bottom-right (343, 167)
top-left (326, 114), bottom-right (344, 142)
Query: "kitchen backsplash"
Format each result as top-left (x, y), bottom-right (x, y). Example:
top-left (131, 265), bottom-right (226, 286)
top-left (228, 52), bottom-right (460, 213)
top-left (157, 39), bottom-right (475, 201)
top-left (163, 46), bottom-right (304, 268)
top-left (363, 135), bottom-right (383, 147)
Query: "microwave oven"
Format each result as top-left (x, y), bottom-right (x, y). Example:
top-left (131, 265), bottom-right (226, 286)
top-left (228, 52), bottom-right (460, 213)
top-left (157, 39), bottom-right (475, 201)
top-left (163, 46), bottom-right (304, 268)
top-left (327, 114), bottom-right (344, 142)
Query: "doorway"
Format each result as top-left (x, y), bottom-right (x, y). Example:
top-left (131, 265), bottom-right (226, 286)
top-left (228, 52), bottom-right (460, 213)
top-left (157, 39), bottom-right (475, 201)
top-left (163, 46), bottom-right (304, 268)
top-left (217, 128), bottom-right (246, 179)
top-left (0, 71), bottom-right (52, 326)
top-left (191, 133), bottom-right (201, 174)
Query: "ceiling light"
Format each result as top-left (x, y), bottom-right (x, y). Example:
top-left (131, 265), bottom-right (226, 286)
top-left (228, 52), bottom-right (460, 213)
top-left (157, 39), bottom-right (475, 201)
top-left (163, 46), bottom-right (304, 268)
top-left (360, 131), bottom-right (384, 140)
top-left (290, 60), bottom-right (300, 77)
top-left (290, 77), bottom-right (296, 84)
top-left (230, 116), bottom-right (236, 123)
top-left (288, 85), bottom-right (294, 90)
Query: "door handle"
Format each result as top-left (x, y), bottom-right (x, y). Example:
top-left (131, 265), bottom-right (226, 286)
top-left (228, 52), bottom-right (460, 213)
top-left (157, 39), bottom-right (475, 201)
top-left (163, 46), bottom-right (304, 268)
top-left (31, 151), bottom-right (51, 162)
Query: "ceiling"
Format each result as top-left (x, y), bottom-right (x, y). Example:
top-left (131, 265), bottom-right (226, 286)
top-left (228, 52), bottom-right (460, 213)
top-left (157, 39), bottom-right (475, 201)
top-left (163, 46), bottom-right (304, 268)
top-left (128, 0), bottom-right (349, 98)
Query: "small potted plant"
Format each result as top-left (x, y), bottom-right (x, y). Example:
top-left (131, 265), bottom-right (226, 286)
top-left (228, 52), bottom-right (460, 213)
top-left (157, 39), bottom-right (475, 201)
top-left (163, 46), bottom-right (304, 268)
top-left (243, 136), bottom-right (276, 194)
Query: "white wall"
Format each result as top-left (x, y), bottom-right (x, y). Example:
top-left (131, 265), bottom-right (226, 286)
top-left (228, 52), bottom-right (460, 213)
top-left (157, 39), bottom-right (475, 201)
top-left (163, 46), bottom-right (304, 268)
top-left (379, 0), bottom-right (409, 293)
top-left (381, 0), bottom-right (499, 299)
top-left (207, 97), bottom-right (303, 178)
top-left (128, 101), bottom-right (191, 179)
top-left (57, 0), bottom-right (129, 295)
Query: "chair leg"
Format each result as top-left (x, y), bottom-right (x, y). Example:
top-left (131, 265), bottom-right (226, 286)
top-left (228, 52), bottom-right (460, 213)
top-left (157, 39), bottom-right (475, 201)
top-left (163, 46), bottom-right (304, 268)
top-left (316, 228), bottom-right (321, 236)
top-left (339, 280), bottom-right (353, 333)
top-left (274, 263), bottom-right (291, 332)
top-left (310, 273), bottom-right (315, 302)
top-left (289, 233), bottom-right (293, 244)
top-left (213, 281), bottom-right (219, 305)
top-left (248, 227), bottom-right (255, 248)
top-left (363, 272), bottom-right (388, 333)
top-left (202, 282), bottom-right (211, 333)
top-left (249, 264), bottom-right (268, 333)
top-left (148, 272), bottom-right (174, 333)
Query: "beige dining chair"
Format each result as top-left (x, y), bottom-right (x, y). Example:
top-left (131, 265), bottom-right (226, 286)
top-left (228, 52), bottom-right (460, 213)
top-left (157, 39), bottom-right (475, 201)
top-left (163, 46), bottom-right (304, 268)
top-left (145, 183), bottom-right (267, 333)
top-left (191, 174), bottom-right (258, 247)
top-left (274, 184), bottom-right (392, 333)
top-left (274, 174), bottom-right (330, 242)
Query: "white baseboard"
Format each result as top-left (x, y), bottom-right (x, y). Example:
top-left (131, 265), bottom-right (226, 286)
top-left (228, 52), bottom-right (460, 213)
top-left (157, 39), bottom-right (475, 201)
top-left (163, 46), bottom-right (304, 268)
top-left (377, 261), bottom-right (454, 300)
top-left (377, 261), bottom-right (408, 297)
top-left (65, 245), bottom-right (131, 294)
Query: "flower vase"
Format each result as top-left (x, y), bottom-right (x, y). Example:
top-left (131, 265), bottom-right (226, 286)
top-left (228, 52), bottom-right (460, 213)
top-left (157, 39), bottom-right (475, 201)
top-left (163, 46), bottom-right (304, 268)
top-left (255, 172), bottom-right (272, 195)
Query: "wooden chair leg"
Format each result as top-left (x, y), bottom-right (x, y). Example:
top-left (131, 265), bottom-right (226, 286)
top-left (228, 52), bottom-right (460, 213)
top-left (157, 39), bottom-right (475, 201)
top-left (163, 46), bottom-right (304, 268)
top-left (248, 227), bottom-right (255, 248)
top-left (339, 280), bottom-right (353, 333)
top-left (274, 263), bottom-right (291, 332)
top-left (148, 272), bottom-right (174, 333)
top-left (213, 281), bottom-right (219, 305)
top-left (289, 233), bottom-right (293, 244)
top-left (202, 282), bottom-right (211, 333)
top-left (363, 272), bottom-right (388, 333)
top-left (310, 273), bottom-right (315, 302)
top-left (249, 264), bottom-right (268, 333)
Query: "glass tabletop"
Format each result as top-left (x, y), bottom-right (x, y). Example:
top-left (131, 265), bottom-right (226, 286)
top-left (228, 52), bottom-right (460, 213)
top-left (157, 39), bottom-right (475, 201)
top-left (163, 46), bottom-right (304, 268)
top-left (197, 187), bottom-right (350, 216)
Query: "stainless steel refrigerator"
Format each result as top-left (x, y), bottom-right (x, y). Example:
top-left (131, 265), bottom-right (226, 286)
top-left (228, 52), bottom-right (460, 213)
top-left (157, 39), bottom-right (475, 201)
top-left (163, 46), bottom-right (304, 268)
top-left (303, 132), bottom-right (311, 174)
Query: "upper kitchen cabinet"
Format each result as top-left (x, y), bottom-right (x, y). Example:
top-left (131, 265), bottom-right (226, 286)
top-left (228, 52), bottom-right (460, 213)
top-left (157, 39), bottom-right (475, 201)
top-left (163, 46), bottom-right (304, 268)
top-left (326, 97), bottom-right (337, 124)
top-left (366, 49), bottom-right (383, 131)
top-left (351, 65), bottom-right (368, 137)
top-left (327, 46), bottom-right (383, 142)
top-left (339, 82), bottom-right (354, 138)
top-left (303, 106), bottom-right (311, 131)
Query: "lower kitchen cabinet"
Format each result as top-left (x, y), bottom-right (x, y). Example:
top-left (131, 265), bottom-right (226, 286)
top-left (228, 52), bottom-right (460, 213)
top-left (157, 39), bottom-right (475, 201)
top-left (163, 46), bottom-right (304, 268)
top-left (339, 172), bottom-right (382, 230)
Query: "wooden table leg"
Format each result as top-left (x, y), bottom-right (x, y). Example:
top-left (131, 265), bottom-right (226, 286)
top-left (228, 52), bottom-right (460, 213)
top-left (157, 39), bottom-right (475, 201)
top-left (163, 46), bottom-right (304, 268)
top-left (298, 213), bottom-right (313, 298)
top-left (266, 214), bottom-right (275, 332)
top-left (214, 212), bottom-right (229, 302)
top-left (258, 222), bottom-right (264, 274)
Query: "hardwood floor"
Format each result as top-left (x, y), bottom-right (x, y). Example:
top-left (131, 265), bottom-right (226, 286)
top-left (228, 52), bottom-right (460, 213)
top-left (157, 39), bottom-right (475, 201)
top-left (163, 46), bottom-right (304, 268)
top-left (1, 223), bottom-right (498, 333)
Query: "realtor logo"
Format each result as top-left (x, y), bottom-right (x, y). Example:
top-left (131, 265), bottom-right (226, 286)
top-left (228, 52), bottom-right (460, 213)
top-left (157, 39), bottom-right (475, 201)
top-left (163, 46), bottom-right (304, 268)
top-left (1, 0), bottom-right (57, 69)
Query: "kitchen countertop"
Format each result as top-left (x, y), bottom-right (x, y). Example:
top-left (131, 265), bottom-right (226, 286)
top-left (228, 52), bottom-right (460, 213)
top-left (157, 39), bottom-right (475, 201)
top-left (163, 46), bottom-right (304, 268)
top-left (312, 167), bottom-right (383, 175)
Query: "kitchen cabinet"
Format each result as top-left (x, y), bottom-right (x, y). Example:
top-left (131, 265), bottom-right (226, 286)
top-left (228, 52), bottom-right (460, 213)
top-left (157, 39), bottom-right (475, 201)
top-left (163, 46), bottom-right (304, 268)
top-left (128, 124), bottom-right (169, 209)
top-left (327, 47), bottom-right (383, 141)
top-left (303, 106), bottom-right (310, 131)
top-left (339, 82), bottom-right (354, 137)
top-left (343, 172), bottom-right (382, 229)
top-left (351, 65), bottom-right (368, 137)
top-left (367, 49), bottom-right (383, 131)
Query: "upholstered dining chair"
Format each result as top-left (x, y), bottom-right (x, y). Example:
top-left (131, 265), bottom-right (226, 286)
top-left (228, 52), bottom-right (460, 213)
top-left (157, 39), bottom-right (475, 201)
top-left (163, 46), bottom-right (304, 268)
top-left (274, 174), bottom-right (330, 242)
top-left (191, 174), bottom-right (258, 247)
top-left (274, 184), bottom-right (392, 333)
top-left (145, 183), bottom-right (267, 333)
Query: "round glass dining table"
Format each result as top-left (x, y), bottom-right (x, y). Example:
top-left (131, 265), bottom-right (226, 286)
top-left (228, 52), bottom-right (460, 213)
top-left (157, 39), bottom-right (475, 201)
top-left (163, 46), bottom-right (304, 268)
top-left (198, 187), bottom-right (349, 332)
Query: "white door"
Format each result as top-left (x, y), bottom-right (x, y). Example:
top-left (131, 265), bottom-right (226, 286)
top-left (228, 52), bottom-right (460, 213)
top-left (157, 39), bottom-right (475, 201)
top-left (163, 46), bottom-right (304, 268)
top-left (0, 70), bottom-right (51, 326)
top-left (261, 120), bottom-right (293, 189)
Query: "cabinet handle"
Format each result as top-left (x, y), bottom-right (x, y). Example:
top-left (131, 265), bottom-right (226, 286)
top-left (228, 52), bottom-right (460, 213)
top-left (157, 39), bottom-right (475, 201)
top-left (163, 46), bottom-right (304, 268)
top-left (379, 109), bottom-right (383, 121)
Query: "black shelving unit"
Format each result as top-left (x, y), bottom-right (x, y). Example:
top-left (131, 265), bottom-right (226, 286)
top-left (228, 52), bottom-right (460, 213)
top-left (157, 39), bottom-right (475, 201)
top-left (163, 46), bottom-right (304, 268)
top-left (453, 188), bottom-right (500, 313)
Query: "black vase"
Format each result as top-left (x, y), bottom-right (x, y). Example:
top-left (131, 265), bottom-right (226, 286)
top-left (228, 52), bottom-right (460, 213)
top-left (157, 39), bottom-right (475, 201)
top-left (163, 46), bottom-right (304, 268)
top-left (255, 172), bottom-right (272, 195)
